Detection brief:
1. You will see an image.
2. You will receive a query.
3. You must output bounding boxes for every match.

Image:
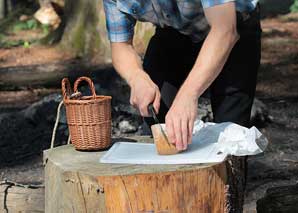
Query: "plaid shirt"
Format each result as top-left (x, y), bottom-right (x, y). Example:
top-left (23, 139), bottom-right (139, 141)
top-left (103, 0), bottom-right (258, 43)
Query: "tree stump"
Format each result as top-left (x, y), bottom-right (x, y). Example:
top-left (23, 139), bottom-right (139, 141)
top-left (44, 136), bottom-right (245, 212)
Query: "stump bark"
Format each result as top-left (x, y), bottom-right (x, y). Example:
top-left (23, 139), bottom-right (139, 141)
top-left (44, 136), bottom-right (245, 212)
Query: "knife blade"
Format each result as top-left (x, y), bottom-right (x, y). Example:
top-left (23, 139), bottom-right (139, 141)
top-left (148, 104), bottom-right (170, 143)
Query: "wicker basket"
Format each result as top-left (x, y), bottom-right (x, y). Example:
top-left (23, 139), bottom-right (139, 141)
top-left (61, 76), bottom-right (112, 151)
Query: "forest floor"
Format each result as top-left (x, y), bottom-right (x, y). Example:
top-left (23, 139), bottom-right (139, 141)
top-left (1, 13), bottom-right (298, 212)
top-left (244, 13), bottom-right (298, 211)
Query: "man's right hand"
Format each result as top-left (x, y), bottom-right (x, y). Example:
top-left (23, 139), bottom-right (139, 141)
top-left (110, 42), bottom-right (160, 116)
top-left (128, 70), bottom-right (161, 117)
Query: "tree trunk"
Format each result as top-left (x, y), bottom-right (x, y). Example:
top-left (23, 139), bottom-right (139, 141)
top-left (42, 0), bottom-right (154, 61)
top-left (0, 0), bottom-right (5, 19)
top-left (44, 137), bottom-right (246, 212)
top-left (58, 0), bottom-right (104, 58)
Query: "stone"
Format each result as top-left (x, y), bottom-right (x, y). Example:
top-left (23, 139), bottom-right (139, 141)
top-left (250, 98), bottom-right (272, 127)
top-left (118, 120), bottom-right (138, 133)
top-left (34, 4), bottom-right (61, 29)
top-left (198, 97), bottom-right (213, 121)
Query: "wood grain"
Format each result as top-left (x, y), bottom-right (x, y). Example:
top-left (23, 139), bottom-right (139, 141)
top-left (98, 165), bottom-right (226, 213)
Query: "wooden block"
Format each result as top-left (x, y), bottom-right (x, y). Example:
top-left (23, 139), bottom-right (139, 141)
top-left (151, 124), bottom-right (180, 155)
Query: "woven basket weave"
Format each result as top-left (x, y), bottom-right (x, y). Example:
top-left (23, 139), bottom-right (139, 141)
top-left (61, 76), bottom-right (112, 151)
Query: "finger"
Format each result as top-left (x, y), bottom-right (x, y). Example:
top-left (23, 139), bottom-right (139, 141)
top-left (181, 119), bottom-right (188, 150)
top-left (139, 104), bottom-right (149, 117)
top-left (165, 116), bottom-right (175, 144)
top-left (129, 89), bottom-right (135, 106)
top-left (153, 89), bottom-right (161, 114)
top-left (173, 118), bottom-right (183, 151)
top-left (130, 98), bottom-right (137, 109)
top-left (188, 119), bottom-right (194, 144)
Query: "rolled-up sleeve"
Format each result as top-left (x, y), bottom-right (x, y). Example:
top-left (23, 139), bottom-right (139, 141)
top-left (201, 0), bottom-right (235, 8)
top-left (103, 0), bottom-right (136, 42)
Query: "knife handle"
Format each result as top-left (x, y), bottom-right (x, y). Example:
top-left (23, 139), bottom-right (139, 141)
top-left (148, 104), bottom-right (160, 124)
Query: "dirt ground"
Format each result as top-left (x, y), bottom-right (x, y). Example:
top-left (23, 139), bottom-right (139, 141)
top-left (0, 45), bottom-right (73, 68)
top-left (244, 13), bottom-right (298, 211)
top-left (0, 13), bottom-right (298, 212)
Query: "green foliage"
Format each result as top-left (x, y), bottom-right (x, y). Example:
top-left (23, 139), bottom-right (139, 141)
top-left (26, 19), bottom-right (38, 29)
top-left (0, 8), bottom-right (23, 33)
top-left (13, 19), bottom-right (38, 32)
top-left (13, 22), bottom-right (28, 31)
top-left (23, 41), bottom-right (30, 48)
top-left (0, 39), bottom-right (38, 48)
top-left (42, 24), bottom-right (50, 35)
top-left (0, 6), bottom-right (52, 48)
top-left (0, 40), bottom-right (24, 48)
top-left (0, 33), bottom-right (4, 42)
top-left (291, 0), bottom-right (298, 12)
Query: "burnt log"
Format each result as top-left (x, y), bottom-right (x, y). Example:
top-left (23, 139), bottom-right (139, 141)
top-left (0, 94), bottom-right (67, 166)
top-left (257, 184), bottom-right (298, 213)
top-left (0, 60), bottom-right (115, 90)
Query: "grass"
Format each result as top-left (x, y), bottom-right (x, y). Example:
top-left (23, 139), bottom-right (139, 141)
top-left (0, 7), bottom-right (51, 49)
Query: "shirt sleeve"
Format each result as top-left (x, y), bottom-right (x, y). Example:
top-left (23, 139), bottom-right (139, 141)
top-left (201, 0), bottom-right (235, 9)
top-left (103, 0), bottom-right (136, 42)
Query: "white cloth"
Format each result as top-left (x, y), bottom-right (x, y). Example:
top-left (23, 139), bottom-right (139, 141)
top-left (100, 120), bottom-right (268, 165)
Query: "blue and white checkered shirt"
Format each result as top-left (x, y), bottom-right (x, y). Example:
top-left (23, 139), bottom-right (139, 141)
top-left (103, 0), bottom-right (258, 43)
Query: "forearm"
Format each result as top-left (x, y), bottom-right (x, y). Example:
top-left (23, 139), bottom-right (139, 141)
top-left (180, 2), bottom-right (239, 98)
top-left (182, 28), bottom-right (239, 97)
top-left (111, 42), bottom-right (144, 86)
top-left (111, 41), bottom-right (161, 115)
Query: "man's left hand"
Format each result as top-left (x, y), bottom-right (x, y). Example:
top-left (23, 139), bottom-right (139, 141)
top-left (165, 87), bottom-right (198, 151)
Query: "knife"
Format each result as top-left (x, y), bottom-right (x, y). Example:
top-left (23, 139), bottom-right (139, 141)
top-left (148, 104), bottom-right (170, 143)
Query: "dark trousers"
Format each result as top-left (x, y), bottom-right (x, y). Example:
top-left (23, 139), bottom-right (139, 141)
top-left (143, 7), bottom-right (262, 130)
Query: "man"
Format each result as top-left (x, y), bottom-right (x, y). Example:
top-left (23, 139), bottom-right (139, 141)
top-left (103, 0), bottom-right (261, 151)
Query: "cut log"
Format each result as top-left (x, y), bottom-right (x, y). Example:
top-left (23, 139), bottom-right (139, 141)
top-left (0, 60), bottom-right (113, 90)
top-left (0, 184), bottom-right (44, 212)
top-left (0, 89), bottom-right (59, 107)
top-left (44, 136), bottom-right (246, 212)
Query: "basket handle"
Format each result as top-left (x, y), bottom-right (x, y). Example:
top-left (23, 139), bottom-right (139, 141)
top-left (74, 76), bottom-right (96, 99)
top-left (61, 78), bottom-right (72, 100)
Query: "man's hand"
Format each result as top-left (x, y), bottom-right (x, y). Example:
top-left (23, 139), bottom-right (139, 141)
top-left (110, 42), bottom-right (161, 116)
top-left (165, 2), bottom-right (238, 151)
top-left (129, 70), bottom-right (161, 116)
top-left (165, 86), bottom-right (197, 151)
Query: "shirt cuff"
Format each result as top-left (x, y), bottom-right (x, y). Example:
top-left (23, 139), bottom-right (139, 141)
top-left (201, 0), bottom-right (235, 9)
top-left (108, 32), bottom-right (134, 43)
